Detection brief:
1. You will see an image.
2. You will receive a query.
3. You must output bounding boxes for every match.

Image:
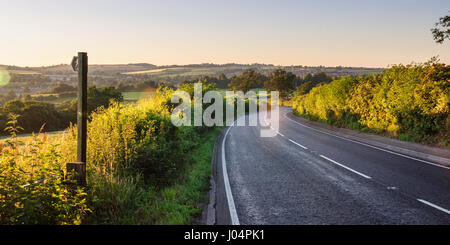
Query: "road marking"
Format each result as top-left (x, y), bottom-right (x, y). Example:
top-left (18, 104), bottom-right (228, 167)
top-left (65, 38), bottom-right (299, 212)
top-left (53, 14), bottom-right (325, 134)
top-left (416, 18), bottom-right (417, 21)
top-left (417, 199), bottom-right (450, 215)
top-left (268, 124), bottom-right (285, 137)
top-left (319, 155), bottom-right (372, 179)
top-left (284, 113), bottom-right (450, 170)
top-left (288, 139), bottom-right (308, 149)
top-left (222, 123), bottom-right (240, 225)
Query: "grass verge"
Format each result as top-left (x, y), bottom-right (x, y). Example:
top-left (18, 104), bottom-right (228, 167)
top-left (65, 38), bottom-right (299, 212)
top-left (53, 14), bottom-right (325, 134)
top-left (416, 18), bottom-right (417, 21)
top-left (149, 127), bottom-right (222, 224)
top-left (85, 126), bottom-right (222, 225)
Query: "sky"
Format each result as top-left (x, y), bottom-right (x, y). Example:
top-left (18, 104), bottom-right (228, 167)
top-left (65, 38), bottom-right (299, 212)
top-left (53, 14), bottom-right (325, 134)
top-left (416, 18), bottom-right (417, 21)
top-left (1, 0), bottom-right (449, 67)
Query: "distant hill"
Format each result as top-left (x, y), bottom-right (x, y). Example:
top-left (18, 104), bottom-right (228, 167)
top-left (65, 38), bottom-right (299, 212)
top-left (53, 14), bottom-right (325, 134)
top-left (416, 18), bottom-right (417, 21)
top-left (2, 63), bottom-right (383, 78)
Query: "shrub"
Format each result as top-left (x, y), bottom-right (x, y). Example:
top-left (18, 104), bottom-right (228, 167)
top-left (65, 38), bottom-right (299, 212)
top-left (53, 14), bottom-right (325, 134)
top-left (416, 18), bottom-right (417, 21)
top-left (292, 59), bottom-right (450, 146)
top-left (0, 114), bottom-right (90, 224)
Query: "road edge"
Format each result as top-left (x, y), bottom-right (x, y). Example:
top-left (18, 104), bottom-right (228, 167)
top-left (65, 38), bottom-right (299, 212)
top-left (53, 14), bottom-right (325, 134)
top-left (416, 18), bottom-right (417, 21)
top-left (286, 111), bottom-right (450, 167)
top-left (199, 127), bottom-right (221, 225)
top-left (201, 125), bottom-right (233, 225)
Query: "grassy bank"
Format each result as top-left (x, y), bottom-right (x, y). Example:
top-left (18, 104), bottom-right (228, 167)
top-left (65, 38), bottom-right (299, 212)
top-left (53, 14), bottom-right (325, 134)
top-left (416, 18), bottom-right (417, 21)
top-left (149, 127), bottom-right (221, 224)
top-left (1, 80), bottom-right (268, 224)
top-left (83, 127), bottom-right (221, 225)
top-left (0, 84), bottom-right (219, 224)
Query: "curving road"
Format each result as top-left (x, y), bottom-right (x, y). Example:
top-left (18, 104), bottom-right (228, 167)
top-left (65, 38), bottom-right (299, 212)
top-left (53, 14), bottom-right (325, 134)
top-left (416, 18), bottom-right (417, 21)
top-left (215, 107), bottom-right (450, 225)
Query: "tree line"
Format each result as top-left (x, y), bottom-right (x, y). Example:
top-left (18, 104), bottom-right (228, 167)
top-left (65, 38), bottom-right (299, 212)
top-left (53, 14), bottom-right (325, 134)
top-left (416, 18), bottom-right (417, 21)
top-left (0, 86), bottom-right (124, 135)
top-left (0, 68), bottom-right (334, 135)
top-left (183, 68), bottom-right (334, 100)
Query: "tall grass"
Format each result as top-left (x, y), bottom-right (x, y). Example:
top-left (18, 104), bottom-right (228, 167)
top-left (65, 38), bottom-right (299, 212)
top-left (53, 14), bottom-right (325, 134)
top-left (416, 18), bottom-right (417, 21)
top-left (0, 85), bottom-right (214, 224)
top-left (1, 82), bottom-right (270, 224)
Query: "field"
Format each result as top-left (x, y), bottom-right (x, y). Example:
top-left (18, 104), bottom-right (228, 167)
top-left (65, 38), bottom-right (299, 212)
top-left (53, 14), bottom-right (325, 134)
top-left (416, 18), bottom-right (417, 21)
top-left (0, 130), bottom-right (64, 142)
top-left (122, 91), bottom-right (156, 103)
top-left (121, 69), bottom-right (167, 75)
top-left (30, 91), bottom-right (156, 105)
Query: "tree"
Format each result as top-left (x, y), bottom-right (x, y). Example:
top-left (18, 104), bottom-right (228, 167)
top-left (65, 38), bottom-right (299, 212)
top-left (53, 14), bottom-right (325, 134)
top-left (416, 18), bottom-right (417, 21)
top-left (228, 69), bottom-right (264, 93)
top-left (264, 69), bottom-right (295, 99)
top-left (218, 73), bottom-right (227, 81)
top-left (296, 81), bottom-right (315, 95)
top-left (0, 100), bottom-right (66, 134)
top-left (50, 83), bottom-right (75, 93)
top-left (431, 13), bottom-right (450, 44)
top-left (70, 86), bottom-right (123, 113)
top-left (134, 80), bottom-right (157, 91)
top-left (309, 72), bottom-right (333, 84)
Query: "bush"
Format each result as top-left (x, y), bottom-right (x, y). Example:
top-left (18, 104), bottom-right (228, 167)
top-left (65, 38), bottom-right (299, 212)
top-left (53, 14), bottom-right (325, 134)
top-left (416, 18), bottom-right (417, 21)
top-left (0, 114), bottom-right (90, 224)
top-left (292, 59), bottom-right (450, 146)
top-left (1, 80), bottom-right (260, 224)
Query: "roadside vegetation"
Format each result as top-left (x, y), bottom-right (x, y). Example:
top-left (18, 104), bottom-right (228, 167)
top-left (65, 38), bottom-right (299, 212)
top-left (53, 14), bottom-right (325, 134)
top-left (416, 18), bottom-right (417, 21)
top-left (292, 59), bottom-right (450, 148)
top-left (0, 81), bottom-right (261, 224)
top-left (7, 61), bottom-right (441, 224)
top-left (0, 86), bottom-right (124, 136)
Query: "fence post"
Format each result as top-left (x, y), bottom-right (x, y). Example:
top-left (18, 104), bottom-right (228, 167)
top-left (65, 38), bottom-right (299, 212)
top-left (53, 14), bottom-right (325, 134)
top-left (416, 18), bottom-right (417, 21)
top-left (66, 52), bottom-right (88, 187)
top-left (77, 52), bottom-right (88, 163)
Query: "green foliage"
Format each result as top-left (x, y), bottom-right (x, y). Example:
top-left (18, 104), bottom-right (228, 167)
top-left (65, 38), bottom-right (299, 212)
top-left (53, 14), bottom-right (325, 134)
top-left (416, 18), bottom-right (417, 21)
top-left (294, 72), bottom-right (333, 95)
top-left (228, 69), bottom-right (266, 93)
top-left (117, 80), bottom-right (157, 92)
top-left (58, 84), bottom-right (220, 224)
top-left (0, 100), bottom-right (65, 135)
top-left (264, 68), bottom-right (296, 99)
top-left (0, 86), bottom-right (126, 136)
top-left (398, 133), bottom-right (421, 142)
top-left (70, 86), bottom-right (123, 113)
top-left (0, 117), bottom-right (90, 225)
top-left (431, 13), bottom-right (450, 44)
top-left (292, 59), bottom-right (450, 146)
top-left (177, 79), bottom-right (217, 98)
top-left (182, 74), bottom-right (230, 89)
top-left (50, 83), bottom-right (76, 94)
top-left (0, 80), bottom-right (259, 224)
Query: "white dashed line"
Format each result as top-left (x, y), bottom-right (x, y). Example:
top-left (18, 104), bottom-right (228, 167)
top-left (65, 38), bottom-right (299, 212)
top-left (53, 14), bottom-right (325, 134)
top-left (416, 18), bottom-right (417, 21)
top-left (288, 139), bottom-right (308, 149)
top-left (284, 113), bottom-right (450, 170)
top-left (268, 124), bottom-right (285, 137)
top-left (319, 155), bottom-right (372, 179)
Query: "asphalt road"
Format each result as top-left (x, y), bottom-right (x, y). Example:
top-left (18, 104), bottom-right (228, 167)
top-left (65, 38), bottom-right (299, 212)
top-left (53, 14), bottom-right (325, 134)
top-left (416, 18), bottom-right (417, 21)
top-left (216, 107), bottom-right (450, 225)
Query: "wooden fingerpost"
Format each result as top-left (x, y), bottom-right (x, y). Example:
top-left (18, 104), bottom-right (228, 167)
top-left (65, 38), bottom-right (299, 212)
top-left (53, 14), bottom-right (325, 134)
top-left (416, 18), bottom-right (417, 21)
top-left (66, 52), bottom-right (88, 187)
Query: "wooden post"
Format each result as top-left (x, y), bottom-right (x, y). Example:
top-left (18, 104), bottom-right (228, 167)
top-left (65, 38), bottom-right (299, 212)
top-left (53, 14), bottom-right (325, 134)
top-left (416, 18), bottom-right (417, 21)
top-left (66, 162), bottom-right (86, 187)
top-left (66, 52), bottom-right (87, 187)
top-left (77, 52), bottom-right (88, 163)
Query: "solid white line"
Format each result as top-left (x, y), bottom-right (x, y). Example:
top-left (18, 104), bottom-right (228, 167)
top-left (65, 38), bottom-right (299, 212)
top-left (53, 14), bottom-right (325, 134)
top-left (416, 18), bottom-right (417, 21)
top-left (269, 125), bottom-right (284, 137)
top-left (284, 113), bottom-right (450, 170)
top-left (319, 155), bottom-right (372, 179)
top-left (222, 123), bottom-right (240, 225)
top-left (417, 199), bottom-right (450, 215)
top-left (288, 139), bottom-right (308, 149)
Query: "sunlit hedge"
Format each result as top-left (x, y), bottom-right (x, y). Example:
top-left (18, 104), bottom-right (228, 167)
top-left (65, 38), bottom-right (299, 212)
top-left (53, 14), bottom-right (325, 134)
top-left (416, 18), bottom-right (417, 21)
top-left (0, 85), bottom-right (211, 224)
top-left (292, 59), bottom-right (450, 145)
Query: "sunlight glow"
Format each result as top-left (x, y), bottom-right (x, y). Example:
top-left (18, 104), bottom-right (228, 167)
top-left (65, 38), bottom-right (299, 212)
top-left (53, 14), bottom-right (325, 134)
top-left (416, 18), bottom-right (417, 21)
top-left (0, 68), bottom-right (10, 86)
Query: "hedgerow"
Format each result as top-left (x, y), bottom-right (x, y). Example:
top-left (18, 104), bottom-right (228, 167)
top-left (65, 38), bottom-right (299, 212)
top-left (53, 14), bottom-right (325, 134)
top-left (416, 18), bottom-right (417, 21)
top-left (292, 59), bottom-right (449, 146)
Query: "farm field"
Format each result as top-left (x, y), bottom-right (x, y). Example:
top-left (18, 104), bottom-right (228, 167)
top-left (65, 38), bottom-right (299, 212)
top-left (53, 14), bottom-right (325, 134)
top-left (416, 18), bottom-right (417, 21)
top-left (0, 130), bottom-right (64, 142)
top-left (29, 91), bottom-right (156, 104)
top-left (122, 91), bottom-right (156, 102)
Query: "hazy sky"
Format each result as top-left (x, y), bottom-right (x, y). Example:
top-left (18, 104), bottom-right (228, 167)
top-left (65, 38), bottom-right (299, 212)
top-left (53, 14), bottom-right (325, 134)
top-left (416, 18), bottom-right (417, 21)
top-left (1, 0), bottom-right (449, 67)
